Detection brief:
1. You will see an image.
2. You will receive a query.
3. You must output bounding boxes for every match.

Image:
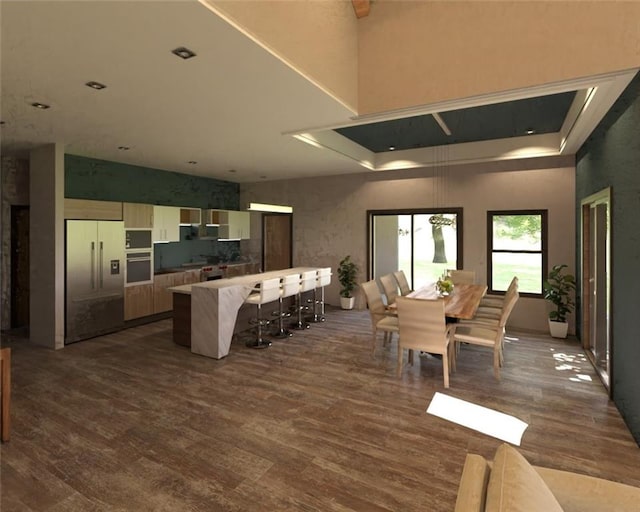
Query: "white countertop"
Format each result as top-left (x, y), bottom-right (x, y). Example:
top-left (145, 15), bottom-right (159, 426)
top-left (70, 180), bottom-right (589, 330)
top-left (168, 267), bottom-right (320, 295)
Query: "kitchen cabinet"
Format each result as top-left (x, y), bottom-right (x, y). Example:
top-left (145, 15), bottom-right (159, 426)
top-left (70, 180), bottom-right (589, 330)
top-left (153, 272), bottom-right (185, 313)
top-left (183, 269), bottom-right (201, 284)
top-left (202, 209), bottom-right (223, 226)
top-left (224, 262), bottom-right (260, 277)
top-left (123, 203), bottom-right (154, 228)
top-left (219, 210), bottom-right (250, 240)
top-left (152, 206), bottom-right (180, 243)
top-left (124, 283), bottom-right (154, 320)
top-left (64, 198), bottom-right (122, 220)
top-left (179, 208), bottom-right (201, 226)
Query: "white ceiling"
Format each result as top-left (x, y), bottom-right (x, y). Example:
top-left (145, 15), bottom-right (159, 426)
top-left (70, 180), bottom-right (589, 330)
top-left (0, 0), bottom-right (363, 183)
top-left (1, 1), bottom-right (636, 184)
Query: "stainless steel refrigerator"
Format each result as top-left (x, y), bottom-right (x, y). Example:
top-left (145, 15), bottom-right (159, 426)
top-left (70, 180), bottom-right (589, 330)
top-left (66, 220), bottom-right (125, 343)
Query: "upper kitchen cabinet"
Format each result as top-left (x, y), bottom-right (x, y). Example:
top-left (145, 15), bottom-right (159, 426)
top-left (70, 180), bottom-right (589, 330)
top-left (219, 210), bottom-right (250, 240)
top-left (64, 198), bottom-right (122, 220)
top-left (152, 205), bottom-right (180, 243)
top-left (123, 203), bottom-right (154, 228)
top-left (179, 208), bottom-right (201, 226)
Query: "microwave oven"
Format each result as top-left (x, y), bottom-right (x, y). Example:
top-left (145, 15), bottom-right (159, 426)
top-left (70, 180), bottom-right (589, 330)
top-left (125, 230), bottom-right (152, 250)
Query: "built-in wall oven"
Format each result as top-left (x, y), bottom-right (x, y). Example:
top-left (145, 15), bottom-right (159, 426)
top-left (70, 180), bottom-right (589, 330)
top-left (125, 230), bottom-right (153, 286)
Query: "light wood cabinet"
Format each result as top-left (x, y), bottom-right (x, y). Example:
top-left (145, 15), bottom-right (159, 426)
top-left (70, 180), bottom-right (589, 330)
top-left (123, 203), bottom-right (154, 228)
top-left (179, 208), bottom-right (201, 226)
top-left (202, 209), bottom-right (223, 226)
top-left (183, 269), bottom-right (201, 284)
top-left (124, 284), bottom-right (154, 320)
top-left (219, 210), bottom-right (250, 240)
top-left (64, 198), bottom-right (122, 220)
top-left (153, 272), bottom-right (185, 314)
top-left (152, 206), bottom-right (180, 242)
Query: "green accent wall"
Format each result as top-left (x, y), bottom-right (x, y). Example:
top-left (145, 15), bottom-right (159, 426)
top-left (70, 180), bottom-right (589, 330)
top-left (65, 154), bottom-right (238, 209)
top-left (65, 154), bottom-right (242, 268)
top-left (576, 71), bottom-right (640, 445)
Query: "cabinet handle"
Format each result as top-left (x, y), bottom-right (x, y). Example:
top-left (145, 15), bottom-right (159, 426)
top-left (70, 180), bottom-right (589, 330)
top-left (91, 241), bottom-right (96, 289)
top-left (99, 241), bottom-right (104, 288)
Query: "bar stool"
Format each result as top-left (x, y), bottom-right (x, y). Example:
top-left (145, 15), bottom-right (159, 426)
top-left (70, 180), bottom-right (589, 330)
top-left (271, 274), bottom-right (299, 338)
top-left (290, 270), bottom-right (317, 330)
top-left (308, 267), bottom-right (332, 322)
top-left (244, 277), bottom-right (281, 349)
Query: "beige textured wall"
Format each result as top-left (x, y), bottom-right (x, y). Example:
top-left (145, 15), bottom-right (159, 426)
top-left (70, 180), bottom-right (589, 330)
top-left (205, 0), bottom-right (359, 112)
top-left (358, 1), bottom-right (640, 114)
top-left (241, 155), bottom-right (576, 333)
top-left (29, 144), bottom-right (65, 349)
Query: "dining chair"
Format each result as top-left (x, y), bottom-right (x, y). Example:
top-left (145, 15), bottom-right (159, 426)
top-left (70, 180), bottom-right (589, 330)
top-left (448, 269), bottom-right (476, 285)
top-left (450, 290), bottom-right (519, 379)
top-left (395, 296), bottom-right (453, 388)
top-left (361, 280), bottom-right (399, 356)
top-left (473, 276), bottom-right (519, 323)
top-left (479, 276), bottom-right (518, 310)
top-left (379, 273), bottom-right (399, 306)
top-left (393, 270), bottom-right (412, 296)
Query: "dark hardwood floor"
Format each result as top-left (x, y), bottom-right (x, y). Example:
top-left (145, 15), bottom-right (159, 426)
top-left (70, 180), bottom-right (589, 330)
top-left (1, 308), bottom-right (639, 511)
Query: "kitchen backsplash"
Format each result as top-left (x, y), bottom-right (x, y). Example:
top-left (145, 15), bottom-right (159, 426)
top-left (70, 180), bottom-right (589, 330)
top-left (153, 226), bottom-right (241, 270)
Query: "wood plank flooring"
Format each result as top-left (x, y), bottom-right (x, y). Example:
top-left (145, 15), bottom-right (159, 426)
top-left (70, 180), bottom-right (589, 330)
top-left (1, 308), bottom-right (639, 511)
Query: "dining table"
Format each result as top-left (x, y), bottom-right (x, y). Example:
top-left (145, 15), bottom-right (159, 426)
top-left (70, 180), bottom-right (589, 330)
top-left (390, 282), bottom-right (488, 320)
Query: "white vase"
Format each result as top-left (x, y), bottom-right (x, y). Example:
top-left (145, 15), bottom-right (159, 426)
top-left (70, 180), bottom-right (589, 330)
top-left (549, 320), bottom-right (569, 339)
top-left (340, 296), bottom-right (355, 310)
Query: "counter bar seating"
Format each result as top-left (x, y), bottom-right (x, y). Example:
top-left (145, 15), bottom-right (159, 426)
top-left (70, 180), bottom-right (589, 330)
top-left (244, 277), bottom-right (281, 349)
top-left (308, 267), bottom-right (332, 322)
top-left (271, 274), bottom-right (299, 338)
top-left (290, 270), bottom-right (317, 330)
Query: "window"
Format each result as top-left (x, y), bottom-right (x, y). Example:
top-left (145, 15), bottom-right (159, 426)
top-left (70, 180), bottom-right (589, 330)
top-left (487, 210), bottom-right (547, 296)
top-left (368, 209), bottom-right (463, 289)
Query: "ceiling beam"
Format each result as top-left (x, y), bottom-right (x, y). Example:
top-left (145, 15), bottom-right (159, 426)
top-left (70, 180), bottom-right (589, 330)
top-left (351, 0), bottom-right (370, 19)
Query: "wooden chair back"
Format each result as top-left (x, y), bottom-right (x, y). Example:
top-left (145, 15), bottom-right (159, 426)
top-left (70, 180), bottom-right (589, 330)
top-left (379, 273), bottom-right (399, 305)
top-left (448, 269), bottom-right (476, 285)
top-left (393, 270), bottom-right (412, 296)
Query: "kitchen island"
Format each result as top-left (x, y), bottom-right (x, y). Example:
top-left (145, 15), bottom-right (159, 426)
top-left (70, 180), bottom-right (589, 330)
top-left (169, 267), bottom-right (320, 359)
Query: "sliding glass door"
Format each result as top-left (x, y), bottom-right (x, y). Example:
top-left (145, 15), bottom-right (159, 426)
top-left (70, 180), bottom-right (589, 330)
top-left (369, 209), bottom-right (463, 289)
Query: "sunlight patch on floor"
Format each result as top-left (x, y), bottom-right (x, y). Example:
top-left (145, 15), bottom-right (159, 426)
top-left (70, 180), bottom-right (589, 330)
top-left (426, 392), bottom-right (528, 445)
top-left (550, 348), bottom-right (592, 383)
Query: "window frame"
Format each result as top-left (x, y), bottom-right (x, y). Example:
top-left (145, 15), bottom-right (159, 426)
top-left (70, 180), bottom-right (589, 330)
top-left (367, 208), bottom-right (464, 288)
top-left (486, 209), bottom-right (548, 298)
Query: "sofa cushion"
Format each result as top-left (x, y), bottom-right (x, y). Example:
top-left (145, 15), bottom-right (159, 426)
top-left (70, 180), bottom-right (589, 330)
top-left (485, 444), bottom-right (564, 512)
top-left (454, 454), bottom-right (490, 512)
top-left (536, 466), bottom-right (640, 512)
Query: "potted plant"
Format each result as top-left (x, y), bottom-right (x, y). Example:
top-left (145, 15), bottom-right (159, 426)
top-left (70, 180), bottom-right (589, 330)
top-left (543, 264), bottom-right (576, 338)
top-left (337, 255), bottom-right (359, 310)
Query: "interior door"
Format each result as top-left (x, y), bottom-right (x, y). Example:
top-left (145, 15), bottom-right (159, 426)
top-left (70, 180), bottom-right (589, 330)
top-left (582, 189), bottom-right (611, 391)
top-left (10, 206), bottom-right (29, 328)
top-left (262, 214), bottom-right (292, 271)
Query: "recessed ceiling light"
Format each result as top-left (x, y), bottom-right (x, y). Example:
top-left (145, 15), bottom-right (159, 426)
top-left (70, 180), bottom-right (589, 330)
top-left (117, 146), bottom-right (130, 151)
top-left (388, 145), bottom-right (396, 151)
top-left (228, 169), bottom-right (237, 173)
top-left (172, 47), bottom-right (196, 60)
top-left (260, 175), bottom-right (267, 179)
top-left (526, 129), bottom-right (535, 135)
top-left (85, 81), bottom-right (106, 90)
top-left (187, 161), bottom-right (197, 165)
top-left (31, 102), bottom-right (50, 109)
top-left (0, 121), bottom-right (5, 125)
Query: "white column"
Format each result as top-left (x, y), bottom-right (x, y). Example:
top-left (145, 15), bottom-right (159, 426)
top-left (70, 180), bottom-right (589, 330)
top-left (29, 144), bottom-right (65, 349)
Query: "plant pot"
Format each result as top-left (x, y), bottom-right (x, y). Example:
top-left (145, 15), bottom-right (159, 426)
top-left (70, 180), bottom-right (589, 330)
top-left (340, 296), bottom-right (355, 310)
top-left (549, 320), bottom-right (569, 339)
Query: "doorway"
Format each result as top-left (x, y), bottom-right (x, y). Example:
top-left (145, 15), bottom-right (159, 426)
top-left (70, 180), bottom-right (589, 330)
top-left (11, 205), bottom-right (30, 329)
top-left (262, 213), bottom-right (292, 271)
top-left (581, 188), bottom-right (611, 391)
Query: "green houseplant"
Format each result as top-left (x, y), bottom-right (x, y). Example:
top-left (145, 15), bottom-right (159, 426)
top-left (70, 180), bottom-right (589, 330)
top-left (543, 264), bottom-right (576, 338)
top-left (337, 255), bottom-right (359, 310)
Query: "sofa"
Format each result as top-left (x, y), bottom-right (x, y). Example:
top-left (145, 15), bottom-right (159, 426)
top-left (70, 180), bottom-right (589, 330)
top-left (455, 443), bottom-right (640, 512)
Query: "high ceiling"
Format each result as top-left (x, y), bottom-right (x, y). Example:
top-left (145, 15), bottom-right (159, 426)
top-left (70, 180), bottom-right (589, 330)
top-left (1, 1), bottom-right (636, 183)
